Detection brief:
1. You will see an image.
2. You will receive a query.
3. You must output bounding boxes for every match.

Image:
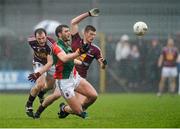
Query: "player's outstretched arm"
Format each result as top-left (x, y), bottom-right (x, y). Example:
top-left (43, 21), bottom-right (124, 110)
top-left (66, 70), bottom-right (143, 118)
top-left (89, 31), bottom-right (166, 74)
top-left (70, 12), bottom-right (89, 35)
top-left (53, 43), bottom-right (90, 63)
top-left (38, 55), bottom-right (53, 74)
top-left (71, 8), bottom-right (100, 35)
top-left (28, 55), bottom-right (53, 82)
top-left (56, 50), bottom-right (80, 63)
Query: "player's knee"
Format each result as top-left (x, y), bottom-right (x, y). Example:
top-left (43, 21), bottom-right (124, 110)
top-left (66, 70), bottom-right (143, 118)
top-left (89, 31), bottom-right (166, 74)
top-left (33, 85), bottom-right (41, 92)
top-left (36, 82), bottom-right (45, 89)
top-left (46, 83), bottom-right (55, 89)
top-left (90, 92), bottom-right (98, 102)
top-left (53, 92), bottom-right (61, 100)
top-left (43, 85), bottom-right (53, 91)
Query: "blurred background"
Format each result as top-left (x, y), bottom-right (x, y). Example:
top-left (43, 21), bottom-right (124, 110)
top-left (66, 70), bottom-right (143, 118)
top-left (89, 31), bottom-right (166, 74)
top-left (0, 0), bottom-right (180, 93)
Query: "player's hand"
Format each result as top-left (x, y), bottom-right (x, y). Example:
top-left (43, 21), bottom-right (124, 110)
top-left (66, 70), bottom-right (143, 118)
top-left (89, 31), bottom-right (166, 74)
top-left (28, 72), bottom-right (41, 82)
top-left (78, 44), bottom-right (90, 54)
top-left (100, 58), bottom-right (107, 69)
top-left (89, 8), bottom-right (100, 17)
top-left (102, 59), bottom-right (107, 65)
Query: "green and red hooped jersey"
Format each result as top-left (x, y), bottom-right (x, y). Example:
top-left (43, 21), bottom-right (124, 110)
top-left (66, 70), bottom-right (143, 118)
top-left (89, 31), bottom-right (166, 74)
top-left (52, 39), bottom-right (76, 79)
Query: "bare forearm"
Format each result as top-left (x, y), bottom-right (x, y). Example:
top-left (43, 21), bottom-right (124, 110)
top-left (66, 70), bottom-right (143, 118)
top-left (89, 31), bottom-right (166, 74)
top-left (38, 62), bottom-right (53, 75)
top-left (71, 12), bottom-right (89, 25)
top-left (58, 52), bottom-right (80, 63)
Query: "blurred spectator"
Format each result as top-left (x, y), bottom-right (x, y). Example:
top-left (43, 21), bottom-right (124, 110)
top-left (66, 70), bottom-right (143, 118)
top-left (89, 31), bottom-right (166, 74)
top-left (11, 37), bottom-right (32, 70)
top-left (0, 36), bottom-right (13, 70)
top-left (157, 38), bottom-right (178, 96)
top-left (0, 34), bottom-right (31, 70)
top-left (115, 34), bottom-right (131, 80)
top-left (115, 34), bottom-right (130, 62)
top-left (145, 38), bottom-right (161, 90)
top-left (128, 45), bottom-right (140, 88)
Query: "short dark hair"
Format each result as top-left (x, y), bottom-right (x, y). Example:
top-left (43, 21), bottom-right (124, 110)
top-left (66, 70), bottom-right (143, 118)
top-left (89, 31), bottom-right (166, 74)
top-left (84, 25), bottom-right (96, 33)
top-left (55, 24), bottom-right (69, 37)
top-left (34, 28), bottom-right (47, 37)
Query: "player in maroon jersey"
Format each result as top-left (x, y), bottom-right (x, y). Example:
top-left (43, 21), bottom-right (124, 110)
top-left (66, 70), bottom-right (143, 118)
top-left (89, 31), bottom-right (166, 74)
top-left (58, 8), bottom-right (107, 118)
top-left (71, 8), bottom-right (106, 77)
top-left (25, 28), bottom-right (61, 118)
top-left (157, 38), bottom-right (178, 96)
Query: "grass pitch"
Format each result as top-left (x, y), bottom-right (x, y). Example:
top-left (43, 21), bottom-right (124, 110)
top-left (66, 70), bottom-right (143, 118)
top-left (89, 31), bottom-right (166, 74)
top-left (0, 93), bottom-right (180, 128)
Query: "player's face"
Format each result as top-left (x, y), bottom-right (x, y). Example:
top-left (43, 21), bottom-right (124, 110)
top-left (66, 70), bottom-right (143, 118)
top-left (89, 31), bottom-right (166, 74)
top-left (61, 27), bottom-right (71, 42)
top-left (36, 33), bottom-right (47, 46)
top-left (84, 30), bottom-right (96, 43)
top-left (167, 39), bottom-right (174, 48)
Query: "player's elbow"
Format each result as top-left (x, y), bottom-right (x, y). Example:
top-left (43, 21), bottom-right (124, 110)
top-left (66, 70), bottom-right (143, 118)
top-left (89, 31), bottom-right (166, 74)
top-left (90, 92), bottom-right (98, 102)
top-left (48, 61), bottom-right (53, 67)
top-left (91, 93), bottom-right (98, 103)
top-left (71, 19), bottom-right (77, 26)
top-left (60, 57), bottom-right (69, 63)
top-left (57, 53), bottom-right (69, 63)
top-left (46, 62), bottom-right (53, 70)
top-left (60, 58), bottom-right (67, 63)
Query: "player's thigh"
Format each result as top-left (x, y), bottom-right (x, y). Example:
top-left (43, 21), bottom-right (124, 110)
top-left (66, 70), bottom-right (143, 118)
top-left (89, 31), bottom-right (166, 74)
top-left (52, 85), bottom-right (61, 98)
top-left (56, 78), bottom-right (76, 99)
top-left (75, 78), bottom-right (98, 98)
top-left (45, 74), bottom-right (55, 89)
top-left (45, 65), bottom-right (56, 89)
top-left (33, 62), bottom-right (46, 88)
top-left (75, 92), bottom-right (87, 105)
top-left (35, 74), bottom-right (46, 89)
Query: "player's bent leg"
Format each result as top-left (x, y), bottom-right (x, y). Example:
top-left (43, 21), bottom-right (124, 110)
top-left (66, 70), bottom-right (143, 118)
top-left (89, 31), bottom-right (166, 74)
top-left (26, 86), bottom-right (42, 118)
top-left (37, 90), bottom-right (46, 104)
top-left (58, 93), bottom-right (87, 119)
top-left (25, 93), bottom-right (36, 118)
top-left (57, 76), bottom-right (88, 119)
top-left (37, 75), bottom-right (55, 104)
top-left (43, 87), bottom-right (61, 107)
top-left (44, 74), bottom-right (55, 90)
top-left (75, 78), bottom-right (98, 110)
top-left (34, 87), bottom-right (61, 119)
top-left (75, 92), bottom-right (87, 106)
top-left (25, 75), bottom-right (46, 118)
top-left (61, 96), bottom-right (87, 119)
top-left (57, 92), bottom-right (86, 119)
top-left (65, 96), bottom-right (83, 114)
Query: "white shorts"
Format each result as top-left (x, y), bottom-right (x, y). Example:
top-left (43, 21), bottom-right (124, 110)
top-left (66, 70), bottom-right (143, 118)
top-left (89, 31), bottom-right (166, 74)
top-left (56, 72), bottom-right (81, 99)
top-left (33, 62), bottom-right (55, 77)
top-left (162, 67), bottom-right (178, 77)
